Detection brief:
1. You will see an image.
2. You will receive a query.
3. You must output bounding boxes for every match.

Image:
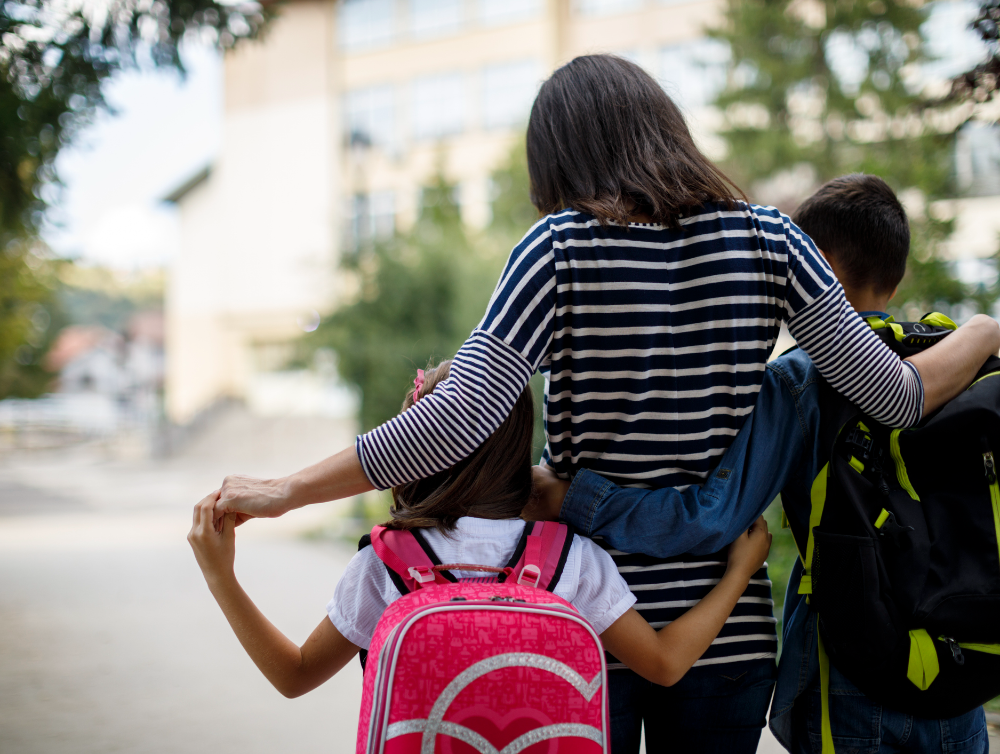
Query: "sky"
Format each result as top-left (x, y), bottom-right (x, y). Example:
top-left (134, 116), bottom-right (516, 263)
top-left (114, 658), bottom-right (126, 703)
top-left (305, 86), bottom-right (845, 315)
top-left (42, 43), bottom-right (222, 270)
top-left (43, 2), bottom-right (987, 271)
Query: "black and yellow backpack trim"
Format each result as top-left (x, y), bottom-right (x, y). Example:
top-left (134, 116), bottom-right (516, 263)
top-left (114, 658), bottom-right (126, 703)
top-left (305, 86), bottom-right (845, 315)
top-left (782, 313), bottom-right (1000, 751)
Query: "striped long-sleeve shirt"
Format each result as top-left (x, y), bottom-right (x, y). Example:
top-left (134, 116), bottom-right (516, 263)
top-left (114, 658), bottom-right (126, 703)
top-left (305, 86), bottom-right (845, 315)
top-left (356, 202), bottom-right (924, 668)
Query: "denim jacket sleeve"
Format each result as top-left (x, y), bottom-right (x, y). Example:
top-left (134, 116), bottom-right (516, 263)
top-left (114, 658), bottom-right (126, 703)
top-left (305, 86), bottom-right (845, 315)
top-left (560, 360), bottom-right (811, 557)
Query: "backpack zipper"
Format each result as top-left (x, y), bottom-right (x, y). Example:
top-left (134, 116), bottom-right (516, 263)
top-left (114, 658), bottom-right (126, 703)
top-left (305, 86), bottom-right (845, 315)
top-left (983, 442), bottom-right (1000, 569)
top-left (939, 635), bottom-right (1000, 662)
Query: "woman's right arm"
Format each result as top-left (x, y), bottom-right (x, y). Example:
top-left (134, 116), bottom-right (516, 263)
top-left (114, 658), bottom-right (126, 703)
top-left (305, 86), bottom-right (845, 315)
top-left (214, 219), bottom-right (558, 522)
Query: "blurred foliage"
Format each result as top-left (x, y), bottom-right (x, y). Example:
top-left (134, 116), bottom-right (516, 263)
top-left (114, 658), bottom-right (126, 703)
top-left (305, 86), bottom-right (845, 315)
top-left (712, 0), bottom-right (999, 322)
top-left (945, 0), bottom-right (1000, 105)
top-left (303, 174), bottom-right (504, 432)
top-left (0, 239), bottom-right (64, 397)
top-left (0, 0), bottom-right (271, 399)
top-left (57, 266), bottom-right (164, 332)
top-left (0, 0), bottom-right (271, 242)
top-left (763, 496), bottom-right (798, 643)
top-left (304, 144), bottom-right (550, 459)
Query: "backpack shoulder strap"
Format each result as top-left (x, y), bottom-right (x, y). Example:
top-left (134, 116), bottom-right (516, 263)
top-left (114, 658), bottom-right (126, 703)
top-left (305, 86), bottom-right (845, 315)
top-left (505, 521), bottom-right (574, 592)
top-left (370, 525), bottom-right (455, 593)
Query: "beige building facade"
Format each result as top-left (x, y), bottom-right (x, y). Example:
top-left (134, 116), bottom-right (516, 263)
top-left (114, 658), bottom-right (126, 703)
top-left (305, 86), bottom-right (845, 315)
top-left (165, 0), bottom-right (735, 423)
top-left (165, 0), bottom-right (1000, 423)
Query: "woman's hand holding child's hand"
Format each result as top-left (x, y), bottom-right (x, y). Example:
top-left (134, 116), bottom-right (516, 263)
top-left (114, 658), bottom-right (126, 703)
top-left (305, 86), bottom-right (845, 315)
top-left (188, 490), bottom-right (237, 587)
top-left (727, 516), bottom-right (772, 580)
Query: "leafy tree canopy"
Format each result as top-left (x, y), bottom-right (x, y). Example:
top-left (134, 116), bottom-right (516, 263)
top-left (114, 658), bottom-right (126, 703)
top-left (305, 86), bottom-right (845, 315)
top-left (711, 0), bottom-right (998, 321)
top-left (0, 0), bottom-right (271, 398)
top-left (303, 175), bottom-right (503, 432)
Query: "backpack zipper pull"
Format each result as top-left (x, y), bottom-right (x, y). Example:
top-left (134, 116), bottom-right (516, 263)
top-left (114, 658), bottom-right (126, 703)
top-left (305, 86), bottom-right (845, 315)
top-left (984, 451), bottom-right (996, 485)
top-left (943, 636), bottom-right (965, 665)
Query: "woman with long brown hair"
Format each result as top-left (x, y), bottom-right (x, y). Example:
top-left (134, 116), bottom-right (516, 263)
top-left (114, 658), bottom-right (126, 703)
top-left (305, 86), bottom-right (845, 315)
top-left (213, 55), bottom-right (994, 752)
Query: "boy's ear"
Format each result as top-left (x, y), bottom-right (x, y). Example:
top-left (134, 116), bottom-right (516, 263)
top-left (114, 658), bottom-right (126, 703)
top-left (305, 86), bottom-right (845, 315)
top-left (889, 286), bottom-right (898, 302)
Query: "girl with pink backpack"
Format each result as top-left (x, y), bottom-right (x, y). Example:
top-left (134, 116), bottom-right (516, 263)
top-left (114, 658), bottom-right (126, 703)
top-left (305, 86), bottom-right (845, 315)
top-left (189, 359), bottom-right (771, 753)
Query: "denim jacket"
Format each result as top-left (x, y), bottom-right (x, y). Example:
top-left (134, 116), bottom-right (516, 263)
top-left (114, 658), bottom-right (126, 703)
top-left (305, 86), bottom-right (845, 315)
top-left (559, 336), bottom-right (845, 750)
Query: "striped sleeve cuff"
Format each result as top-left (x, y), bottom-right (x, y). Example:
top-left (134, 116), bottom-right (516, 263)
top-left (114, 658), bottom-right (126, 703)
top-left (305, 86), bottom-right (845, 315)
top-left (356, 330), bottom-right (534, 490)
top-left (789, 284), bottom-right (923, 429)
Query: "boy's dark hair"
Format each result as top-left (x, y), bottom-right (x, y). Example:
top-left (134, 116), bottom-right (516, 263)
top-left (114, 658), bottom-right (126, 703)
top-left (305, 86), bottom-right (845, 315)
top-left (387, 360), bottom-right (534, 533)
top-left (792, 174), bottom-right (909, 295)
top-left (526, 54), bottom-right (746, 229)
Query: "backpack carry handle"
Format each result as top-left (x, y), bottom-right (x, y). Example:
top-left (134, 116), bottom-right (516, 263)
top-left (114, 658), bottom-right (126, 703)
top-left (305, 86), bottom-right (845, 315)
top-left (371, 521), bottom-right (572, 593)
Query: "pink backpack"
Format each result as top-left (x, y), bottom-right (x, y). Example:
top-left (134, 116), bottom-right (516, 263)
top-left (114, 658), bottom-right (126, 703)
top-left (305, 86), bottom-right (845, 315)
top-left (355, 521), bottom-right (610, 754)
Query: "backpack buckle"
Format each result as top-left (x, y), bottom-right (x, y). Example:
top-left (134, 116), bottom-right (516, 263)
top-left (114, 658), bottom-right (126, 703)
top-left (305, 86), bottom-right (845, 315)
top-left (408, 566), bottom-right (436, 584)
top-left (516, 564), bottom-right (542, 587)
top-left (845, 426), bottom-right (873, 462)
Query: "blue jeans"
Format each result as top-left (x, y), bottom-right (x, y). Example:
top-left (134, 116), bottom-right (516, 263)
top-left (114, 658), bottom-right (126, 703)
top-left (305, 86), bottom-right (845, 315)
top-left (609, 658), bottom-right (777, 754)
top-left (804, 661), bottom-right (988, 754)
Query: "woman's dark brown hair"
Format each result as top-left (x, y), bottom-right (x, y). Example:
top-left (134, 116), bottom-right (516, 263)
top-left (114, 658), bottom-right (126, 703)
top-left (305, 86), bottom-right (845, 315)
top-left (526, 54), bottom-right (746, 228)
top-left (385, 360), bottom-right (535, 532)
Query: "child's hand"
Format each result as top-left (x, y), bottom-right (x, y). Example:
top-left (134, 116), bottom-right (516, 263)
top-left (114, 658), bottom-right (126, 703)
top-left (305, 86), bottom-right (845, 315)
top-left (521, 465), bottom-right (570, 521)
top-left (726, 516), bottom-right (771, 580)
top-left (188, 490), bottom-right (237, 585)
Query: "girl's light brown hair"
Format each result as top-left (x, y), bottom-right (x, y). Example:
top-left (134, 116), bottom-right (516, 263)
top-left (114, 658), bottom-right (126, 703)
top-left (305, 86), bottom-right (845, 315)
top-left (385, 360), bottom-right (535, 532)
top-left (526, 54), bottom-right (746, 229)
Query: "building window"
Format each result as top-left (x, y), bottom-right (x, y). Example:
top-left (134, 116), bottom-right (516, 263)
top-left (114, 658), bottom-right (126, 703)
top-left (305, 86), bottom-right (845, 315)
top-left (955, 122), bottom-right (1000, 197)
top-left (345, 86), bottom-right (395, 149)
top-left (479, 0), bottom-right (541, 26)
top-left (658, 39), bottom-right (730, 111)
top-left (348, 191), bottom-right (396, 249)
top-left (410, 0), bottom-right (463, 38)
top-left (411, 73), bottom-right (466, 140)
top-left (483, 60), bottom-right (541, 129)
top-left (574, 0), bottom-right (643, 17)
top-left (339, 0), bottom-right (396, 51)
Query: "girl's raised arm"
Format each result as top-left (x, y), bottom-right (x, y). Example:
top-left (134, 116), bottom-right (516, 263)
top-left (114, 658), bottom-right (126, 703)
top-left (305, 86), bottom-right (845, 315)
top-left (188, 492), bottom-right (360, 697)
top-left (599, 517), bottom-right (772, 687)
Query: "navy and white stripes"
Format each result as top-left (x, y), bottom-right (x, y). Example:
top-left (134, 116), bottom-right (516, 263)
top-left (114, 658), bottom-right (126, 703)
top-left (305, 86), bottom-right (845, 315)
top-left (359, 203), bottom-right (922, 491)
top-left (356, 202), bottom-right (924, 668)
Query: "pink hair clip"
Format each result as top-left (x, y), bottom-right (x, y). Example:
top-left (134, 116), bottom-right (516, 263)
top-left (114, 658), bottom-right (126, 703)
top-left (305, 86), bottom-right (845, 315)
top-left (412, 369), bottom-right (425, 403)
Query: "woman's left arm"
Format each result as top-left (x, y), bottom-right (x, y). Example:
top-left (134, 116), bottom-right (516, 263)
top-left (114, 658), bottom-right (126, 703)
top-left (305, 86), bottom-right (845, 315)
top-left (189, 492), bottom-right (359, 696)
top-left (776, 210), bottom-right (998, 426)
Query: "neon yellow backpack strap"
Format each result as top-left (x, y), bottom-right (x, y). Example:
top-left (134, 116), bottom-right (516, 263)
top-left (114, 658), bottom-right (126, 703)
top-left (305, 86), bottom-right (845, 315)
top-left (817, 617), bottom-right (836, 754)
top-left (920, 312), bottom-right (958, 331)
top-left (798, 462), bottom-right (829, 596)
top-left (906, 629), bottom-right (940, 690)
top-left (889, 430), bottom-right (920, 501)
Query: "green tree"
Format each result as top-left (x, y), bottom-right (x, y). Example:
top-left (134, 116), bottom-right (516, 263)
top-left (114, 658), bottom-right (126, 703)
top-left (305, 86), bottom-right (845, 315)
top-left (0, 0), bottom-right (271, 398)
top-left (711, 0), bottom-right (997, 321)
top-left (305, 176), bottom-right (496, 432)
top-left (304, 147), bottom-right (552, 459)
top-left (945, 0), bottom-right (1000, 104)
top-left (0, 239), bottom-right (62, 397)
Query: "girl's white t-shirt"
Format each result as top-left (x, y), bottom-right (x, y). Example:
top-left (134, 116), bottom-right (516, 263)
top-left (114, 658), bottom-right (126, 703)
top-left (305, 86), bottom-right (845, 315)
top-left (326, 517), bottom-right (636, 649)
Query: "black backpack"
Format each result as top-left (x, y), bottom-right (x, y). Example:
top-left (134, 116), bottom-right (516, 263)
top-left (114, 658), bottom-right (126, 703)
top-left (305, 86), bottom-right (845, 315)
top-left (782, 313), bottom-right (1000, 720)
